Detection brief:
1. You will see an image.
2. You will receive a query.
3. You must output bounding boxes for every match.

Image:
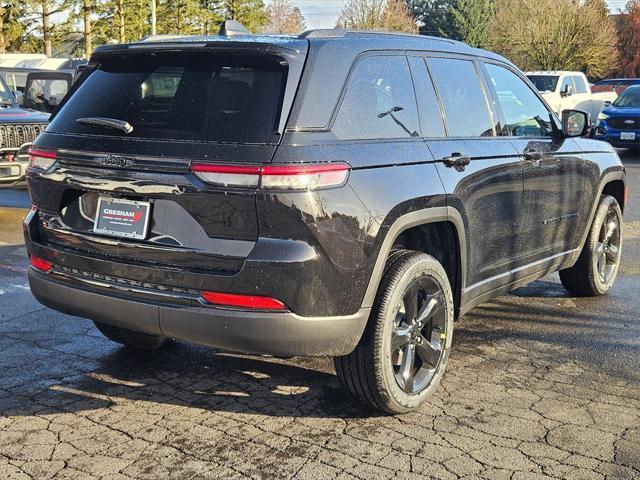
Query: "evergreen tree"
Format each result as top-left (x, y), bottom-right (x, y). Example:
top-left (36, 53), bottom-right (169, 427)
top-left (451, 0), bottom-right (494, 47)
top-left (158, 0), bottom-right (208, 34)
top-left (26, 0), bottom-right (73, 56)
top-left (405, 0), bottom-right (456, 37)
top-left (221, 0), bottom-right (268, 32)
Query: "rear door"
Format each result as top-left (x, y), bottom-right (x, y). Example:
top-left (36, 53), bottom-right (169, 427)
top-left (482, 62), bottom-right (588, 265)
top-left (410, 55), bottom-right (525, 291)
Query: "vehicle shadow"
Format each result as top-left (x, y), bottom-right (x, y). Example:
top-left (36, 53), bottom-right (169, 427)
top-left (2, 278), bottom-right (637, 420)
top-left (2, 339), bottom-right (380, 420)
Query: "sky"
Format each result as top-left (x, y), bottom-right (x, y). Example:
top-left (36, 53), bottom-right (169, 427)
top-left (294, 0), bottom-right (343, 29)
top-left (294, 0), bottom-right (629, 30)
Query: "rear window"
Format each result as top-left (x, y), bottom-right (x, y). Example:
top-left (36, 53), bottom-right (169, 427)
top-left (527, 75), bottom-right (559, 93)
top-left (48, 53), bottom-right (287, 145)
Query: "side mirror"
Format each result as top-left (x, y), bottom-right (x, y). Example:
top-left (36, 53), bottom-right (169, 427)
top-left (561, 84), bottom-right (573, 97)
top-left (13, 91), bottom-right (23, 106)
top-left (562, 109), bottom-right (590, 137)
top-left (604, 100), bottom-right (612, 107)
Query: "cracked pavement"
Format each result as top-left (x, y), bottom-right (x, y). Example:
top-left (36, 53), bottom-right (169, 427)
top-left (0, 151), bottom-right (639, 479)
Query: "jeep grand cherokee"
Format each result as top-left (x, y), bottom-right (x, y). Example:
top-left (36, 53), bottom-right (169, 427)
top-left (24, 26), bottom-right (626, 413)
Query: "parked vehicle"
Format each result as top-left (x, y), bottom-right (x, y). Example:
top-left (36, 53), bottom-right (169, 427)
top-left (526, 71), bottom-right (617, 120)
top-left (0, 75), bottom-right (49, 188)
top-left (592, 78), bottom-right (640, 96)
top-left (0, 58), bottom-right (85, 95)
top-left (594, 84), bottom-right (640, 149)
top-left (25, 26), bottom-right (626, 414)
top-left (22, 71), bottom-right (73, 113)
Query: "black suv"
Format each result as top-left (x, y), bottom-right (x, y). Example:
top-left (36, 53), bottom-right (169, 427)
top-left (25, 27), bottom-right (626, 413)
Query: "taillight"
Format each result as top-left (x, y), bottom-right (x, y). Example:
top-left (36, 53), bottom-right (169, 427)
top-left (201, 291), bottom-right (287, 310)
top-left (29, 255), bottom-right (52, 273)
top-left (190, 162), bottom-right (350, 190)
top-left (28, 148), bottom-right (57, 171)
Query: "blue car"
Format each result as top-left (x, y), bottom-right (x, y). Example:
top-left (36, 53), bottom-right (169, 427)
top-left (594, 85), bottom-right (640, 149)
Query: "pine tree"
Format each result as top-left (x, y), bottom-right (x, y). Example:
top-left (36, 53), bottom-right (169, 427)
top-left (158, 0), bottom-right (207, 34)
top-left (451, 0), bottom-right (493, 47)
top-left (26, 0), bottom-right (72, 56)
top-left (405, 0), bottom-right (456, 37)
top-left (221, 0), bottom-right (268, 32)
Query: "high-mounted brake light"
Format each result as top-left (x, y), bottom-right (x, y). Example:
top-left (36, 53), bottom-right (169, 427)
top-left (190, 162), bottom-right (350, 190)
top-left (29, 255), bottom-right (52, 273)
top-left (28, 148), bottom-right (57, 171)
top-left (201, 291), bottom-right (287, 310)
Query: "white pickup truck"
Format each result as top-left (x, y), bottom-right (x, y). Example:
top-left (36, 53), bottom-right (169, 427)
top-left (526, 71), bottom-right (617, 121)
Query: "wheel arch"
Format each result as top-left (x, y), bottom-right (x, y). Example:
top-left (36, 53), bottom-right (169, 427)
top-left (360, 207), bottom-right (467, 318)
top-left (570, 170), bottom-right (626, 265)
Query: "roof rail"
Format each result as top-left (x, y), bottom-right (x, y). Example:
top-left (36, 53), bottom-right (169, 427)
top-left (140, 34), bottom-right (188, 42)
top-left (299, 29), bottom-right (348, 39)
top-left (299, 28), bottom-right (457, 45)
top-left (219, 20), bottom-right (251, 36)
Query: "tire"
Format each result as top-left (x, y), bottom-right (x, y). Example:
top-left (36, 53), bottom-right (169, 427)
top-left (334, 250), bottom-right (454, 414)
top-left (560, 195), bottom-right (623, 296)
top-left (93, 321), bottom-right (169, 350)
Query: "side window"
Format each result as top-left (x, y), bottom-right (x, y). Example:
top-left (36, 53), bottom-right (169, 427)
top-left (333, 56), bottom-right (420, 140)
top-left (427, 57), bottom-right (495, 137)
top-left (560, 76), bottom-right (574, 94)
top-left (407, 57), bottom-right (446, 138)
top-left (572, 75), bottom-right (588, 94)
top-left (484, 63), bottom-right (553, 137)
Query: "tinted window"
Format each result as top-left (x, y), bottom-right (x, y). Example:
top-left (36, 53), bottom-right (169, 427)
top-left (48, 53), bottom-right (286, 144)
top-left (408, 57), bottom-right (445, 138)
top-left (485, 64), bottom-right (552, 137)
top-left (428, 58), bottom-right (495, 137)
top-left (526, 75), bottom-right (559, 93)
top-left (333, 56), bottom-right (419, 140)
top-left (572, 75), bottom-right (588, 94)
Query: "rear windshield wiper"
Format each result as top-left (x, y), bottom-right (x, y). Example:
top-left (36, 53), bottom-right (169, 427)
top-left (76, 117), bottom-right (133, 134)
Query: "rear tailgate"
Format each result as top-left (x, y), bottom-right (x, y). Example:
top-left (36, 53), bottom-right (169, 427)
top-left (28, 41), bottom-right (307, 273)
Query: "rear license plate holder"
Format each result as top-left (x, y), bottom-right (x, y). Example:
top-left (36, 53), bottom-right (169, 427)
top-left (94, 197), bottom-right (151, 240)
top-left (620, 132), bottom-right (636, 141)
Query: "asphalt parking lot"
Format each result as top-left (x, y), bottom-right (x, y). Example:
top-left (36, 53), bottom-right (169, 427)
top-left (0, 152), bottom-right (639, 480)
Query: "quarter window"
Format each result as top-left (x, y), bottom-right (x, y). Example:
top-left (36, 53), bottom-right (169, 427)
top-left (408, 57), bottom-right (446, 138)
top-left (333, 56), bottom-right (420, 140)
top-left (427, 58), bottom-right (495, 137)
top-left (484, 63), bottom-right (553, 137)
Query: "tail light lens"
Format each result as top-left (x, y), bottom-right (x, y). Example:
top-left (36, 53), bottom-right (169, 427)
top-left (28, 148), bottom-right (57, 171)
top-left (201, 291), bottom-right (287, 310)
top-left (191, 162), bottom-right (350, 190)
top-left (29, 255), bottom-right (52, 273)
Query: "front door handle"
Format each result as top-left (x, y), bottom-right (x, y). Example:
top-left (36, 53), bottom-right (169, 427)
top-left (442, 153), bottom-right (471, 171)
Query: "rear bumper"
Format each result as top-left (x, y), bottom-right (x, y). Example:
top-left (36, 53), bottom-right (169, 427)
top-left (28, 267), bottom-right (370, 357)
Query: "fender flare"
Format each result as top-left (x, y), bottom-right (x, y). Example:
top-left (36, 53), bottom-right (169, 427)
top-left (360, 206), bottom-right (467, 309)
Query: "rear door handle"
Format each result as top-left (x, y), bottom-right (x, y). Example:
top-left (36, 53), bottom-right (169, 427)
top-left (442, 153), bottom-right (471, 171)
